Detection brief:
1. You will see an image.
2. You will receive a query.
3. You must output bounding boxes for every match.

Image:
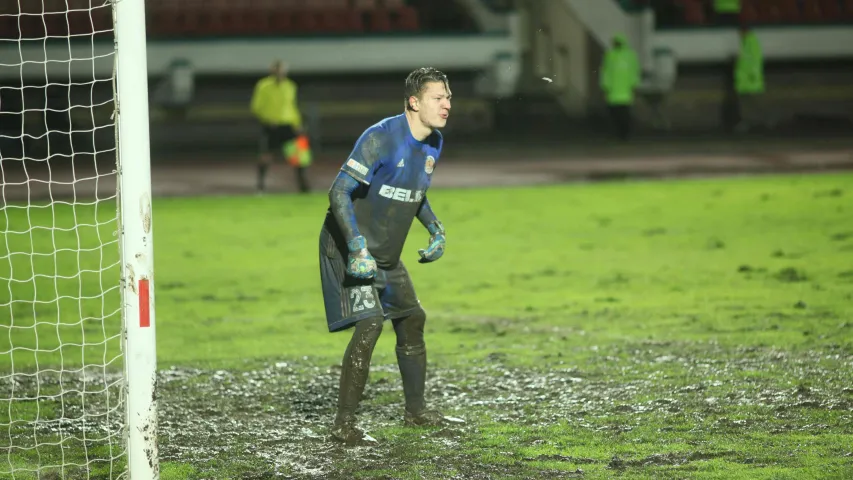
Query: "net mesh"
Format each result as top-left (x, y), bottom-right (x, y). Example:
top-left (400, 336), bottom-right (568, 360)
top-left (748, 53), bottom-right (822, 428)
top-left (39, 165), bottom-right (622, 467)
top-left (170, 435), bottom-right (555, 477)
top-left (0, 1), bottom-right (126, 477)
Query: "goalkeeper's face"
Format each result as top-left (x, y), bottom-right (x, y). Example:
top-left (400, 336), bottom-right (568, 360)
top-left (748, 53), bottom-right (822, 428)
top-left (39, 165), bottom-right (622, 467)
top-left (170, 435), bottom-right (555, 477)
top-left (415, 81), bottom-right (452, 130)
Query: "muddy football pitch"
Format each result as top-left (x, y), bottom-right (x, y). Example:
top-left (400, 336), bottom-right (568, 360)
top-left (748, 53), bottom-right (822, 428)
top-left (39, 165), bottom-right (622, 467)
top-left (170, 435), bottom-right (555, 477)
top-left (2, 172), bottom-right (853, 479)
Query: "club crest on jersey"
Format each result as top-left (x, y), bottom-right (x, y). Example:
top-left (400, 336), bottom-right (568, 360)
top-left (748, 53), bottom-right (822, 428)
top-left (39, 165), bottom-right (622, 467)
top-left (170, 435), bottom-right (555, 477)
top-left (425, 156), bottom-right (435, 175)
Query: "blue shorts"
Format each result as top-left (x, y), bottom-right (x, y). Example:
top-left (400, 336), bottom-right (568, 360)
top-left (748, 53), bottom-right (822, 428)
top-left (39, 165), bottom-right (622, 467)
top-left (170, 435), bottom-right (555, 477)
top-left (319, 226), bottom-right (421, 332)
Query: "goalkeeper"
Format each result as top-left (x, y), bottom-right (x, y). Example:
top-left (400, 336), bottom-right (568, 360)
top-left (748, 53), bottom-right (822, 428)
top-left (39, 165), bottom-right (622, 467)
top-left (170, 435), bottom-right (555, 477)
top-left (318, 67), bottom-right (462, 446)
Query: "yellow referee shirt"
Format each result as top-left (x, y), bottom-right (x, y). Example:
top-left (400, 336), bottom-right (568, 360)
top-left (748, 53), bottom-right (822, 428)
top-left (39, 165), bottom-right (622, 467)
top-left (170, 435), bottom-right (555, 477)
top-left (250, 76), bottom-right (303, 129)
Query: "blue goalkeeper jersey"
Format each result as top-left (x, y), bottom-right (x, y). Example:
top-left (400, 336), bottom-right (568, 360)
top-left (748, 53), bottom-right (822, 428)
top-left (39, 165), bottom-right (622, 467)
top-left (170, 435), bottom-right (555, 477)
top-left (325, 113), bottom-right (443, 269)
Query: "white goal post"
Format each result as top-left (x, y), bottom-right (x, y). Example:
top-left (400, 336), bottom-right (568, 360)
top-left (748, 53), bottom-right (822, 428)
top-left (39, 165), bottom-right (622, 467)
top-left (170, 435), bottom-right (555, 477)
top-left (0, 0), bottom-right (158, 478)
top-left (115, 0), bottom-right (159, 478)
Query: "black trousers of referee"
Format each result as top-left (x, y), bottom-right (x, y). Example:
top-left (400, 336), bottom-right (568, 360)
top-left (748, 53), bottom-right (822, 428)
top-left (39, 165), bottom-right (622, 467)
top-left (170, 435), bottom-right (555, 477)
top-left (258, 124), bottom-right (309, 193)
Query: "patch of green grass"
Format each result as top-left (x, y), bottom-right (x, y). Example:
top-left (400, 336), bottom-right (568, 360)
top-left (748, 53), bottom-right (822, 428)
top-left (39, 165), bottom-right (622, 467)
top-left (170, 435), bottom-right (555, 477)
top-left (155, 173), bottom-right (851, 368)
top-left (2, 172), bottom-right (853, 478)
top-left (159, 462), bottom-right (199, 479)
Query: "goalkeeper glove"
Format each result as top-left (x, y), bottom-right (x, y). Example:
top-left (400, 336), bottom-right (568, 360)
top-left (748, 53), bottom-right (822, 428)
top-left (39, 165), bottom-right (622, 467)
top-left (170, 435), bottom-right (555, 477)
top-left (418, 220), bottom-right (446, 264)
top-left (347, 235), bottom-right (377, 280)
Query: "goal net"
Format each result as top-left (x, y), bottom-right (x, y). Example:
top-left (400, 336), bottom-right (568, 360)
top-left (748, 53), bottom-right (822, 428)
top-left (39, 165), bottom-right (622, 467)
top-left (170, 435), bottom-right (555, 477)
top-left (0, 1), bottom-right (157, 478)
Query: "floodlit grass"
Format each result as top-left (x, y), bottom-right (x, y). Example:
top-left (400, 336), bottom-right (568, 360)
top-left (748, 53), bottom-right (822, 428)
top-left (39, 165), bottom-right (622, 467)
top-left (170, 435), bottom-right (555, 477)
top-left (2, 172), bottom-right (852, 479)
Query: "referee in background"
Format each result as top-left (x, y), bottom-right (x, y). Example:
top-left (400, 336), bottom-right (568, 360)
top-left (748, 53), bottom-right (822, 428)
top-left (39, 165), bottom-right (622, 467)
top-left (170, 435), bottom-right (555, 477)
top-left (250, 60), bottom-right (309, 193)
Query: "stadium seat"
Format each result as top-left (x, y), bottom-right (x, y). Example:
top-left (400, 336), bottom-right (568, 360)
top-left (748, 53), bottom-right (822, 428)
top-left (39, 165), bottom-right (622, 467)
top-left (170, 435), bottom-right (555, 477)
top-left (346, 9), bottom-right (367, 32)
top-left (803, 0), bottom-right (821, 22)
top-left (173, 12), bottom-right (201, 37)
top-left (195, 11), bottom-right (227, 36)
top-left (292, 10), bottom-right (320, 33)
top-left (822, 0), bottom-right (844, 19)
top-left (41, 12), bottom-right (68, 37)
top-left (640, 0), bottom-right (853, 26)
top-left (317, 9), bottom-right (361, 33)
top-left (776, 0), bottom-right (801, 23)
top-left (45, 12), bottom-right (72, 37)
top-left (67, 0), bottom-right (95, 9)
top-left (67, 9), bottom-right (96, 36)
top-left (801, 0), bottom-right (843, 22)
top-left (91, 3), bottom-right (113, 37)
top-left (243, 0), bottom-right (299, 8)
top-left (738, 0), bottom-right (759, 24)
top-left (148, 1), bottom-right (205, 37)
top-left (232, 7), bottom-right (271, 35)
top-left (353, 0), bottom-right (378, 11)
top-left (136, 0), bottom-right (472, 37)
top-left (802, 0), bottom-right (822, 21)
top-left (0, 16), bottom-right (16, 39)
top-left (268, 9), bottom-right (295, 33)
top-left (16, 1), bottom-right (41, 15)
top-left (35, 0), bottom-right (68, 13)
top-left (754, 0), bottom-right (800, 24)
top-left (16, 15), bottom-right (43, 39)
top-left (393, 6), bottom-right (421, 30)
top-left (739, 0), bottom-right (761, 23)
top-left (311, 0), bottom-right (349, 9)
top-left (367, 9), bottom-right (392, 31)
top-left (667, 0), bottom-right (701, 25)
top-left (681, 0), bottom-right (706, 25)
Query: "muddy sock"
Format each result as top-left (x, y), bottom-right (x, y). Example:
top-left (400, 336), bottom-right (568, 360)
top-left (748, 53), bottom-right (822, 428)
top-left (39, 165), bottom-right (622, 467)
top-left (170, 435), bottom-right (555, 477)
top-left (396, 343), bottom-right (427, 414)
top-left (392, 310), bottom-right (427, 414)
top-left (335, 317), bottom-right (384, 425)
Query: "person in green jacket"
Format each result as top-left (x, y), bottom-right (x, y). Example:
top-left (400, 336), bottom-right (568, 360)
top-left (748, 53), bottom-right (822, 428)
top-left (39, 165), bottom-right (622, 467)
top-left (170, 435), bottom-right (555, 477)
top-left (599, 33), bottom-right (640, 140)
top-left (734, 27), bottom-right (765, 132)
top-left (250, 60), bottom-right (309, 193)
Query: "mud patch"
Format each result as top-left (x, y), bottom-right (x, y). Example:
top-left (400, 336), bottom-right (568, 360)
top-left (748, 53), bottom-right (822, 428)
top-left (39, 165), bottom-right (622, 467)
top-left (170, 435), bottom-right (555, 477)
top-left (774, 267), bottom-right (808, 283)
top-left (642, 227), bottom-right (667, 236)
top-left (608, 450), bottom-right (734, 469)
top-left (0, 367), bottom-right (127, 476)
top-left (153, 345), bottom-right (851, 477)
top-left (813, 188), bottom-right (843, 198)
top-left (3, 344), bottom-right (851, 478)
top-left (706, 237), bottom-right (726, 250)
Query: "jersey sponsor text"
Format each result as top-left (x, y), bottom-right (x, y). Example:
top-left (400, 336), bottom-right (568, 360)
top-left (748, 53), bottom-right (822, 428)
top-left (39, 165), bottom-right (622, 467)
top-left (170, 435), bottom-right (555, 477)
top-left (378, 185), bottom-right (423, 203)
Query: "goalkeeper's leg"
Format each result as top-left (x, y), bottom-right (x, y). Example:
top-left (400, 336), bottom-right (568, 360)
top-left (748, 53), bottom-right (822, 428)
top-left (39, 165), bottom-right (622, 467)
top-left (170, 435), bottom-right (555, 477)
top-left (319, 226), bottom-right (385, 444)
top-left (381, 263), bottom-right (465, 427)
top-left (392, 310), bottom-right (427, 415)
top-left (332, 316), bottom-right (384, 445)
top-left (392, 311), bottom-right (462, 426)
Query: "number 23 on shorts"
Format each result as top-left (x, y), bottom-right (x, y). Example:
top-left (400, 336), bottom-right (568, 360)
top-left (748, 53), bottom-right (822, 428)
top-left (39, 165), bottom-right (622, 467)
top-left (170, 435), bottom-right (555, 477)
top-left (349, 285), bottom-right (378, 313)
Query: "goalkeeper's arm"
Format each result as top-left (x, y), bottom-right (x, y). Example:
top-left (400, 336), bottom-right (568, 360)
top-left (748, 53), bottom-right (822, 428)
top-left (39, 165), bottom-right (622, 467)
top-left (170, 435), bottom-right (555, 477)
top-left (329, 172), bottom-right (362, 244)
top-left (329, 172), bottom-right (376, 278)
top-left (417, 197), bottom-right (442, 232)
top-left (416, 197), bottom-right (445, 263)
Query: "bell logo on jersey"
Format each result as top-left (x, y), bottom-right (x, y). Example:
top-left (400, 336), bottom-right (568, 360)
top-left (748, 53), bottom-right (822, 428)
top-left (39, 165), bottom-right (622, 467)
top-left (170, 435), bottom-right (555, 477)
top-left (378, 185), bottom-right (423, 203)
